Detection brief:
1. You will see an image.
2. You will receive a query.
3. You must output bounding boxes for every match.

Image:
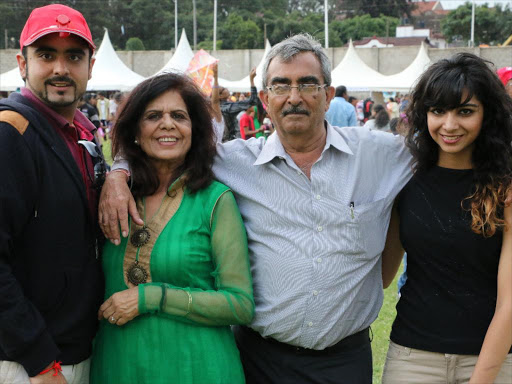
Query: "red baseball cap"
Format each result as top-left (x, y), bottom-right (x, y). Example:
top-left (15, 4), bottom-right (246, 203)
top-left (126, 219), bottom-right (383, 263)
top-left (497, 67), bottom-right (512, 87)
top-left (20, 4), bottom-right (95, 52)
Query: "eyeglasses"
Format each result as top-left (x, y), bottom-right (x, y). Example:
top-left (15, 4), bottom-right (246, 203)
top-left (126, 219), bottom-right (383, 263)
top-left (266, 84), bottom-right (327, 96)
top-left (78, 140), bottom-right (108, 189)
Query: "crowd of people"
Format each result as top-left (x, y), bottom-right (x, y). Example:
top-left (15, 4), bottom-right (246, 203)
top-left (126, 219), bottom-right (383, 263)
top-left (78, 91), bottom-right (124, 141)
top-left (0, 3), bottom-right (511, 384)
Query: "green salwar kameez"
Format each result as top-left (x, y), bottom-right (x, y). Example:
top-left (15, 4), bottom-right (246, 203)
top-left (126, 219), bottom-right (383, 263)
top-left (91, 180), bottom-right (253, 384)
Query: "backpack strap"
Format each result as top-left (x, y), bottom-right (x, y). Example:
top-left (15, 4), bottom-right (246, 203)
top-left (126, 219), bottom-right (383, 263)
top-left (0, 110), bottom-right (29, 135)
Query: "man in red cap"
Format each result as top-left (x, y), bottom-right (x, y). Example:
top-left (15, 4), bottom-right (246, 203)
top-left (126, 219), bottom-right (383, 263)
top-left (498, 67), bottom-right (512, 98)
top-left (0, 4), bottom-right (105, 384)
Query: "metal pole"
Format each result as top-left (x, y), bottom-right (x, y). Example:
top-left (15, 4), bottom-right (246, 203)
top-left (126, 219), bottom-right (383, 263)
top-left (4, 29), bottom-right (7, 50)
top-left (213, 0), bottom-right (217, 52)
top-left (175, 0), bottom-right (178, 49)
top-left (193, 0), bottom-right (197, 50)
top-left (324, 0), bottom-right (329, 49)
top-left (470, 1), bottom-right (475, 47)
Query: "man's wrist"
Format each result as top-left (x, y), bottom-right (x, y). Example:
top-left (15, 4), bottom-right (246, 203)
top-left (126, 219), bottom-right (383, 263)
top-left (37, 360), bottom-right (62, 377)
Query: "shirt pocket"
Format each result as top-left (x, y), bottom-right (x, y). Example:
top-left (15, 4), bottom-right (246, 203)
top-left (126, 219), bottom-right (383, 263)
top-left (340, 198), bottom-right (392, 258)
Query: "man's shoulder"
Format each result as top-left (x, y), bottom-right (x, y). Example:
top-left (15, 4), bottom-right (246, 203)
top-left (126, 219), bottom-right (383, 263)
top-left (0, 110), bottom-right (29, 136)
top-left (215, 137), bottom-right (266, 167)
top-left (0, 94), bottom-right (35, 135)
top-left (330, 97), bottom-right (344, 106)
top-left (333, 125), bottom-right (404, 152)
top-left (218, 137), bottom-right (265, 154)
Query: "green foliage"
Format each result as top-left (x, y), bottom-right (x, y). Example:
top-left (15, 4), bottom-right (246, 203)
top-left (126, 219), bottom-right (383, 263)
top-left (198, 40), bottom-right (223, 50)
top-left (0, 1), bottom-right (30, 49)
top-left (125, 37), bottom-right (145, 50)
top-left (442, 3), bottom-right (512, 45)
top-left (330, 15), bottom-right (399, 45)
top-left (219, 14), bottom-right (263, 49)
top-left (1, 0), bottom-right (508, 51)
top-left (336, 0), bottom-right (412, 18)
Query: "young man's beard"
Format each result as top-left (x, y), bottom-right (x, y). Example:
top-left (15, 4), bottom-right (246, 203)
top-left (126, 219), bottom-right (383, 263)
top-left (25, 62), bottom-right (84, 108)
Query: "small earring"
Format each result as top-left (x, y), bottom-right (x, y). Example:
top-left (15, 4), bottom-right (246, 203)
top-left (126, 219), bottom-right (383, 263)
top-left (134, 139), bottom-right (139, 145)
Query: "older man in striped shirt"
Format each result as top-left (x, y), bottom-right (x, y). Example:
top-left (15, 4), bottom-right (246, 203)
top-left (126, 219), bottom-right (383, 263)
top-left (101, 33), bottom-right (412, 384)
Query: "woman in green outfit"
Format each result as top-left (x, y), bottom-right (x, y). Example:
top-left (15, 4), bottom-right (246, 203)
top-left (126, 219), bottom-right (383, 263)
top-left (91, 73), bottom-right (254, 384)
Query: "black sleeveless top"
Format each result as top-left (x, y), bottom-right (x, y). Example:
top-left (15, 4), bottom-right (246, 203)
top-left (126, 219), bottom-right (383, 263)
top-left (390, 166), bottom-right (504, 355)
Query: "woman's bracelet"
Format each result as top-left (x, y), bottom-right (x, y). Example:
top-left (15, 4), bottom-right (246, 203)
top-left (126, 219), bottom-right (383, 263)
top-left (184, 290), bottom-right (192, 317)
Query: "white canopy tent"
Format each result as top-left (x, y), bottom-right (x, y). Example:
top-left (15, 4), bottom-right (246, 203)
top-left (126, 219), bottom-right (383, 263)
top-left (0, 66), bottom-right (24, 92)
top-left (154, 29), bottom-right (194, 75)
top-left (330, 40), bottom-right (390, 92)
top-left (380, 43), bottom-right (431, 92)
top-left (87, 29), bottom-right (145, 91)
top-left (218, 40), bottom-right (272, 92)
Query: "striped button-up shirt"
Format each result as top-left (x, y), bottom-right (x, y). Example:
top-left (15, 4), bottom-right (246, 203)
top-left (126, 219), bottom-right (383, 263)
top-left (214, 123), bottom-right (413, 349)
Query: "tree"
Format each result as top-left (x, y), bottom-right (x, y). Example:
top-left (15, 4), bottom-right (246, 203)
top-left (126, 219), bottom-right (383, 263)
top-left (441, 3), bottom-right (512, 45)
top-left (219, 13), bottom-right (263, 49)
top-left (129, 0), bottom-right (174, 50)
top-left (329, 14), bottom-right (399, 45)
top-left (0, 0), bottom-right (35, 49)
top-left (198, 40), bottom-right (223, 50)
top-left (335, 0), bottom-right (412, 18)
top-left (125, 37), bottom-right (145, 50)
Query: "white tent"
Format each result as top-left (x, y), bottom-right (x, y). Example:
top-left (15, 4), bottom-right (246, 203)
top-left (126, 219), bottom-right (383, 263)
top-left (380, 43), bottom-right (431, 92)
top-left (87, 29), bottom-right (145, 91)
top-left (218, 40), bottom-right (272, 92)
top-left (154, 29), bottom-right (194, 75)
top-left (0, 66), bottom-right (24, 92)
top-left (330, 40), bottom-right (390, 92)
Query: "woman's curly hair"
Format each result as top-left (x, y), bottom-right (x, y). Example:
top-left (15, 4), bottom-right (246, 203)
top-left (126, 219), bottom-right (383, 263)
top-left (112, 73), bottom-right (216, 198)
top-left (406, 52), bottom-right (512, 237)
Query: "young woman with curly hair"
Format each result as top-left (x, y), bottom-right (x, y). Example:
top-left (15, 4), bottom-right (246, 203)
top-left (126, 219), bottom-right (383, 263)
top-left (381, 53), bottom-right (512, 384)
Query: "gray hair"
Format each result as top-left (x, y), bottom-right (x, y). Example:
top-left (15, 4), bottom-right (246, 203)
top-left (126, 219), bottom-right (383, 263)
top-left (261, 33), bottom-right (331, 90)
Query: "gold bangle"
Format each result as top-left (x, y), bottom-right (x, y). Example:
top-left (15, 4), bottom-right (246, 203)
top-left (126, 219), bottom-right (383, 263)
top-left (184, 290), bottom-right (192, 317)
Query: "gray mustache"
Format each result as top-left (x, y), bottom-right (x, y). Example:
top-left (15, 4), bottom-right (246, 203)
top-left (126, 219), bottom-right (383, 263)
top-left (282, 106), bottom-right (310, 116)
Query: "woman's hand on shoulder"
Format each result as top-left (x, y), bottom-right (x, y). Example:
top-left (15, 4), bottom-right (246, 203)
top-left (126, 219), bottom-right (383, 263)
top-left (98, 287), bottom-right (140, 326)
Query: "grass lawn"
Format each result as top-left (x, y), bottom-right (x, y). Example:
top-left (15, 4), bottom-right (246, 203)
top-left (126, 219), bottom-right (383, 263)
top-left (372, 264), bottom-right (403, 383)
top-left (101, 137), bottom-right (113, 165)
top-left (100, 136), bottom-right (402, 383)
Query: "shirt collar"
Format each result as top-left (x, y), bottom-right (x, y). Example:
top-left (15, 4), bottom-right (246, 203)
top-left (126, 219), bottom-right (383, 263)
top-left (21, 87), bottom-right (96, 140)
top-left (324, 121), bottom-right (353, 155)
top-left (254, 121), bottom-right (353, 166)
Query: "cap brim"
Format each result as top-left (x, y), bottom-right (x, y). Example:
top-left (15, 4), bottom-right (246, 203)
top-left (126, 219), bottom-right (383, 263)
top-left (23, 28), bottom-right (96, 51)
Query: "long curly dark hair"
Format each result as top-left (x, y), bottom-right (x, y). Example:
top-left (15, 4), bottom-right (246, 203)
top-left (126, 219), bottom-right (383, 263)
top-left (406, 52), bottom-right (512, 237)
top-left (112, 73), bottom-right (216, 198)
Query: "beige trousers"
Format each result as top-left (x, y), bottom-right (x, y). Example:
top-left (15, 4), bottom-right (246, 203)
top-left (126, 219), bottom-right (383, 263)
top-left (382, 341), bottom-right (512, 384)
top-left (0, 358), bottom-right (90, 384)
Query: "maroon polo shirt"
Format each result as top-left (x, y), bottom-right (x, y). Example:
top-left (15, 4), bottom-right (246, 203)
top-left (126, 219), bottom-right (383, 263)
top-left (21, 88), bottom-right (98, 220)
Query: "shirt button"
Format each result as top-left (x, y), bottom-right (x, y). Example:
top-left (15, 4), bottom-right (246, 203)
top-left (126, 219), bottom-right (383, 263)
top-left (315, 195), bottom-right (321, 200)
top-left (312, 290), bottom-right (319, 296)
top-left (317, 258), bottom-right (322, 263)
top-left (308, 322), bottom-right (313, 327)
top-left (317, 226), bottom-right (323, 232)
top-left (297, 170), bottom-right (302, 175)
